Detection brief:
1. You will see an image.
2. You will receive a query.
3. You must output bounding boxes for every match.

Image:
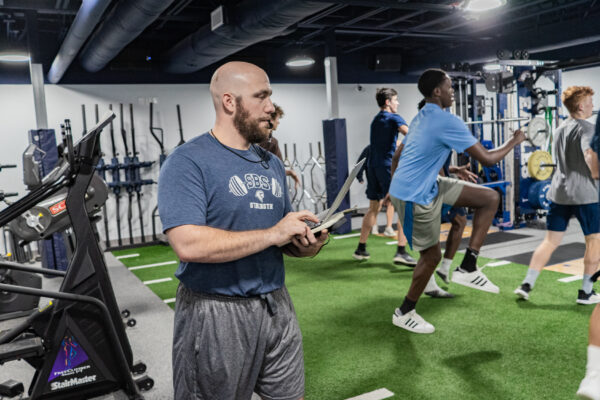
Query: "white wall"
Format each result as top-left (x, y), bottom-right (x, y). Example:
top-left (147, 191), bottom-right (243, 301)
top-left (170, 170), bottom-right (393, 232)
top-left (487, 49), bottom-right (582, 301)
top-left (0, 66), bottom-right (597, 245)
top-left (562, 65), bottom-right (600, 108)
top-left (0, 82), bottom-right (419, 244)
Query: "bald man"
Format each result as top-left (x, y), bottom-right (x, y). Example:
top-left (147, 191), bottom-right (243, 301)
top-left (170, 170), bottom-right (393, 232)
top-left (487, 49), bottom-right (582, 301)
top-left (158, 61), bottom-right (328, 400)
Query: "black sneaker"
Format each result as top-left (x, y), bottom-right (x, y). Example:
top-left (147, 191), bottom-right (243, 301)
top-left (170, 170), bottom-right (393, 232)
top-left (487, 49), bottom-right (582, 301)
top-left (513, 283), bottom-right (531, 300)
top-left (353, 249), bottom-right (370, 260)
top-left (393, 252), bottom-right (417, 266)
top-left (577, 289), bottom-right (600, 305)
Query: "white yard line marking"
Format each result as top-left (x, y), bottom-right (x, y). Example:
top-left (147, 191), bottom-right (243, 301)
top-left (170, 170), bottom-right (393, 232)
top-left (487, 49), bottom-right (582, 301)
top-left (558, 275), bottom-right (583, 283)
top-left (129, 260), bottom-right (178, 270)
top-left (334, 233), bottom-right (361, 239)
top-left (344, 388), bottom-right (394, 400)
top-left (143, 277), bottom-right (172, 285)
top-left (116, 253), bottom-right (140, 260)
top-left (386, 240), bottom-right (398, 245)
top-left (485, 260), bottom-right (511, 267)
top-left (163, 298), bottom-right (176, 304)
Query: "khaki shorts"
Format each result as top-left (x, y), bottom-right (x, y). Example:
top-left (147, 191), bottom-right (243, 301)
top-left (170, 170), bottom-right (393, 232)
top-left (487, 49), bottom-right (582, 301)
top-left (391, 176), bottom-right (471, 251)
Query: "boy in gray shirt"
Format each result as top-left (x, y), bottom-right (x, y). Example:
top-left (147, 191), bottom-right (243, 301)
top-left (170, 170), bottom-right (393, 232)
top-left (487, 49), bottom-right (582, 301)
top-left (515, 85), bottom-right (600, 304)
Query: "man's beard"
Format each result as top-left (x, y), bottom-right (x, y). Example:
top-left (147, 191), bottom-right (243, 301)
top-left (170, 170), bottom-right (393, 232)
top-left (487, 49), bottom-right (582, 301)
top-left (233, 97), bottom-right (268, 144)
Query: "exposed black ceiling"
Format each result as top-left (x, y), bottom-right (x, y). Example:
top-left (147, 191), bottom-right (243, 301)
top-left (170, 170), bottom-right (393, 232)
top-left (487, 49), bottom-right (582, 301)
top-left (0, 0), bottom-right (599, 84)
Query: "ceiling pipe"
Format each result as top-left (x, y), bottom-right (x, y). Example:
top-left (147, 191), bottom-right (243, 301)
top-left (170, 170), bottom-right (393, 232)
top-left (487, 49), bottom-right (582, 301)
top-left (310, 0), bottom-right (459, 12)
top-left (47, 0), bottom-right (112, 83)
top-left (162, 0), bottom-right (332, 74)
top-left (403, 17), bottom-right (600, 74)
top-left (79, 0), bottom-right (176, 73)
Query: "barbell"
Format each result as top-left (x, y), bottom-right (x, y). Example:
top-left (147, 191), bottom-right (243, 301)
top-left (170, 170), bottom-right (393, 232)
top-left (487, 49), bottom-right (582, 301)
top-left (465, 116), bottom-right (551, 148)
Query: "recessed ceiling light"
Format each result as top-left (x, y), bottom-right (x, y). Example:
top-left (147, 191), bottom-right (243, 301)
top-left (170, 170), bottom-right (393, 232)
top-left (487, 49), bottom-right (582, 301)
top-left (0, 54), bottom-right (30, 62)
top-left (483, 63), bottom-right (503, 72)
top-left (463, 0), bottom-right (507, 12)
top-left (286, 56), bottom-right (315, 68)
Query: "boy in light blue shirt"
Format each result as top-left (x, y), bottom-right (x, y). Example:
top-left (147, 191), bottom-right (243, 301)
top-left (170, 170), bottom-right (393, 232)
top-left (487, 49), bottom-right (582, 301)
top-left (389, 69), bottom-right (525, 334)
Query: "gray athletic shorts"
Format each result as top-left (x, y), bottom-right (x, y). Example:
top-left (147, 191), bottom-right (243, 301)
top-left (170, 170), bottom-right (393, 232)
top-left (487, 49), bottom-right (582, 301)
top-left (172, 284), bottom-right (304, 400)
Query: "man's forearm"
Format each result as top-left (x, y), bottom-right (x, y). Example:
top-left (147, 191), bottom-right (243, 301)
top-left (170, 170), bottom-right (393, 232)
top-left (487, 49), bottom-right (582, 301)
top-left (167, 225), bottom-right (276, 263)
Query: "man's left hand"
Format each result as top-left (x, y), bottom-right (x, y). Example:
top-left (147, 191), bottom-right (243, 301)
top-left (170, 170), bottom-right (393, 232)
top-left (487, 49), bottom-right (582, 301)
top-left (451, 163), bottom-right (478, 183)
top-left (283, 227), bottom-right (329, 257)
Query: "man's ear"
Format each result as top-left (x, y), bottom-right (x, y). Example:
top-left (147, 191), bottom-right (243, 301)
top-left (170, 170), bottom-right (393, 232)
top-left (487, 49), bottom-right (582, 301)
top-left (222, 93), bottom-right (236, 114)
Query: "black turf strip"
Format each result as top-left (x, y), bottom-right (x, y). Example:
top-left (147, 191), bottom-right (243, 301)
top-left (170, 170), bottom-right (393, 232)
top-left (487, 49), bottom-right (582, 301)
top-left (503, 242), bottom-right (586, 265)
top-left (452, 231), bottom-right (532, 249)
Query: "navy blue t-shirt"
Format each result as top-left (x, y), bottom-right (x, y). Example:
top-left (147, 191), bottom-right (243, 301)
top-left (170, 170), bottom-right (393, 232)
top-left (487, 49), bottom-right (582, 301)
top-left (158, 132), bottom-right (292, 297)
top-left (592, 113), bottom-right (600, 199)
top-left (369, 110), bottom-right (407, 168)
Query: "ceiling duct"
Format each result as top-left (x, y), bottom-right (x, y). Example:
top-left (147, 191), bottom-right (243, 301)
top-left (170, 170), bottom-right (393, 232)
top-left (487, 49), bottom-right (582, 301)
top-left (79, 0), bottom-right (176, 73)
top-left (47, 0), bottom-right (113, 83)
top-left (162, 0), bottom-right (332, 74)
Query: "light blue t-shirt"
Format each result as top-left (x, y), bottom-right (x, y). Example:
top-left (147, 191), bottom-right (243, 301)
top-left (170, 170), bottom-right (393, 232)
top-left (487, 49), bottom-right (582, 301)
top-left (389, 103), bottom-right (477, 205)
top-left (158, 132), bottom-right (291, 297)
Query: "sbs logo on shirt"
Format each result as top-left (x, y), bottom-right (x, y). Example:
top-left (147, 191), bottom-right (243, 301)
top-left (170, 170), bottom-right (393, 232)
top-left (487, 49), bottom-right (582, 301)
top-left (228, 174), bottom-right (283, 198)
top-left (229, 175), bottom-right (248, 196)
top-left (271, 178), bottom-right (282, 198)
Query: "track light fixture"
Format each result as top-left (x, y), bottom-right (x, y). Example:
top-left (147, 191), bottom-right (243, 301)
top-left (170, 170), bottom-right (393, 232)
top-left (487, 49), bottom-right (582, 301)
top-left (286, 56), bottom-right (315, 68)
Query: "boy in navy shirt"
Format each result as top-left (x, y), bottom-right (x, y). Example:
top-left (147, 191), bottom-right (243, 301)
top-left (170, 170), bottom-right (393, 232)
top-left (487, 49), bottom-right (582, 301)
top-left (353, 88), bottom-right (416, 266)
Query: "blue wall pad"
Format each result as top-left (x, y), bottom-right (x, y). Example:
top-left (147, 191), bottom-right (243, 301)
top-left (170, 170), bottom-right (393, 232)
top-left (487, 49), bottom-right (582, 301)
top-left (29, 129), bottom-right (69, 271)
top-left (322, 118), bottom-right (350, 234)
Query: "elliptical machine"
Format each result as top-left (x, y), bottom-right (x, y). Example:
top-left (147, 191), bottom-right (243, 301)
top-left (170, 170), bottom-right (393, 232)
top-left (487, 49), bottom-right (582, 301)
top-left (0, 112), bottom-right (152, 399)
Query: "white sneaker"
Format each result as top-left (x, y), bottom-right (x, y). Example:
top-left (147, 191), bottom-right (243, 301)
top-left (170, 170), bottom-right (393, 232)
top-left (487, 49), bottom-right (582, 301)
top-left (436, 270), bottom-right (450, 285)
top-left (424, 274), bottom-right (454, 298)
top-left (392, 308), bottom-right (435, 334)
top-left (577, 370), bottom-right (600, 400)
top-left (383, 226), bottom-right (396, 237)
top-left (451, 267), bottom-right (499, 294)
top-left (371, 225), bottom-right (379, 235)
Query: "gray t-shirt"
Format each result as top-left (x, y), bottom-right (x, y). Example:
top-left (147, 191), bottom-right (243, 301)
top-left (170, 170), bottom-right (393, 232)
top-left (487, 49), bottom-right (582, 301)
top-left (548, 118), bottom-right (598, 204)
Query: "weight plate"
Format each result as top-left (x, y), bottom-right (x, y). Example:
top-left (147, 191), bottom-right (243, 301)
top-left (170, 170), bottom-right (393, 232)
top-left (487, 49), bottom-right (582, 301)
top-left (527, 150), bottom-right (553, 181)
top-left (526, 117), bottom-right (550, 147)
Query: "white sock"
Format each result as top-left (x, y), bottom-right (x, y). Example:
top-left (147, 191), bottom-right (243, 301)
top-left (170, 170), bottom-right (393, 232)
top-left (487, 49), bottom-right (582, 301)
top-left (587, 345), bottom-right (600, 372)
top-left (523, 268), bottom-right (541, 288)
top-left (424, 274), bottom-right (441, 293)
top-left (583, 274), bottom-right (594, 294)
top-left (438, 258), bottom-right (453, 275)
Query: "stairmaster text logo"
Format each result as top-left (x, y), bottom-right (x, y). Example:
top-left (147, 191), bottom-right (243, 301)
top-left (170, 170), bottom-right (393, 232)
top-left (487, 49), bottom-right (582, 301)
top-left (50, 375), bottom-right (97, 391)
top-left (228, 173), bottom-right (282, 210)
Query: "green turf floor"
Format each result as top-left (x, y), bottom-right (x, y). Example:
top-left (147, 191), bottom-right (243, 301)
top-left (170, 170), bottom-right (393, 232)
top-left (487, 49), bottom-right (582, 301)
top-left (113, 234), bottom-right (593, 399)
